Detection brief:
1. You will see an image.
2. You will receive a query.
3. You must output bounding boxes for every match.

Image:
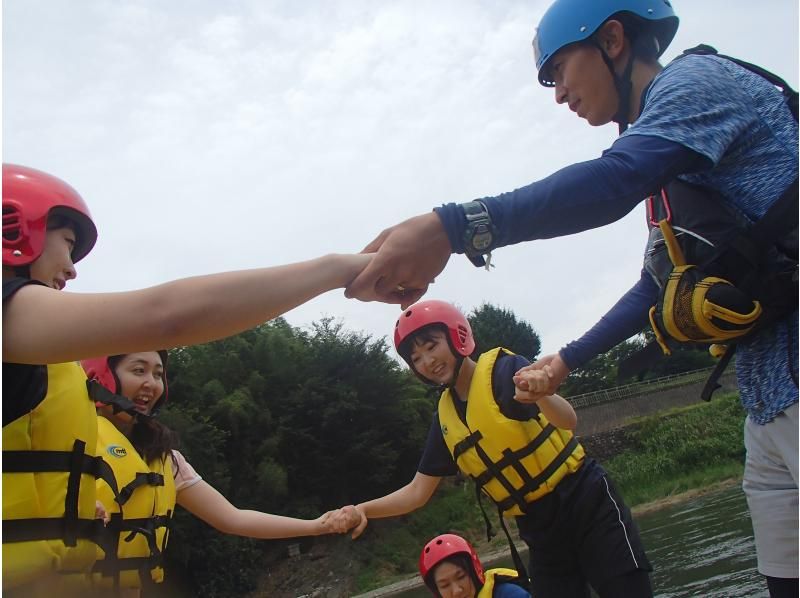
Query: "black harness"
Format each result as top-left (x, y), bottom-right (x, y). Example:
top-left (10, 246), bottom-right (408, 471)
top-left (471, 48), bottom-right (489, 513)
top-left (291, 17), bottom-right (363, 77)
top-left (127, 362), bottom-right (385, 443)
top-left (620, 46), bottom-right (798, 399)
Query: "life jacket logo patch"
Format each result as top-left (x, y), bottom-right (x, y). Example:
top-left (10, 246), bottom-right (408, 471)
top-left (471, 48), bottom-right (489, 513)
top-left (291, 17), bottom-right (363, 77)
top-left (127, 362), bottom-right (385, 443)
top-left (107, 445), bottom-right (127, 458)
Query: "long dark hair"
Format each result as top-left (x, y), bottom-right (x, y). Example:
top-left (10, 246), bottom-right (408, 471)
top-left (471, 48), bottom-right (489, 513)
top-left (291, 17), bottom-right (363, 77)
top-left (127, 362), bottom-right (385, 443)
top-left (107, 353), bottom-right (181, 466)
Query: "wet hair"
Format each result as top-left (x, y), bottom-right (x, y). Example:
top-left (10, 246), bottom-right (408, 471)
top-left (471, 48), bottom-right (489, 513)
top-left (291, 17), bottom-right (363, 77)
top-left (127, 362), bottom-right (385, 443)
top-left (397, 323), bottom-right (451, 367)
top-left (46, 212), bottom-right (79, 232)
top-left (108, 353), bottom-right (181, 467)
top-left (424, 554), bottom-right (484, 597)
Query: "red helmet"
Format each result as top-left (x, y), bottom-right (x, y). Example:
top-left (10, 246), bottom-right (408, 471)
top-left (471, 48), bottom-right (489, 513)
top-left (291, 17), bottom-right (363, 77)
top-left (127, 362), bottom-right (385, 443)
top-left (81, 351), bottom-right (169, 414)
top-left (394, 300), bottom-right (475, 358)
top-left (3, 163), bottom-right (98, 267)
top-left (419, 534), bottom-right (485, 585)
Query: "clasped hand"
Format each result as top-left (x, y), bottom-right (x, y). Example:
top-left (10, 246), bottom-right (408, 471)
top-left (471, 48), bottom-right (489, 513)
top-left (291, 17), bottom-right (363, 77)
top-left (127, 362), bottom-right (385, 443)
top-left (513, 353), bottom-right (570, 403)
top-left (320, 505), bottom-right (367, 539)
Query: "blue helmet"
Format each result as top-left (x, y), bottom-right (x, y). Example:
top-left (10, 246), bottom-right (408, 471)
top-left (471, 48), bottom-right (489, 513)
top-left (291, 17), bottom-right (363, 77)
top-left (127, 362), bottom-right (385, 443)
top-left (533, 0), bottom-right (679, 87)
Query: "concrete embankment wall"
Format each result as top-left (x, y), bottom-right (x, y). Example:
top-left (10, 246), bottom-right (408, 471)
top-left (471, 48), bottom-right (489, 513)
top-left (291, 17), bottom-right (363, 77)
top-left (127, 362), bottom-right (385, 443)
top-left (573, 370), bottom-right (738, 437)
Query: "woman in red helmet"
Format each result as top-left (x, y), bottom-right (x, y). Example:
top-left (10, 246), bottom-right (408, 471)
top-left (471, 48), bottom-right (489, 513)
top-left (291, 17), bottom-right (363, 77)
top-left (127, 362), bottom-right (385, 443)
top-left (77, 351), bottom-right (349, 595)
top-left (420, 534), bottom-right (529, 598)
top-left (335, 300), bottom-right (652, 598)
top-left (2, 163), bottom-right (369, 595)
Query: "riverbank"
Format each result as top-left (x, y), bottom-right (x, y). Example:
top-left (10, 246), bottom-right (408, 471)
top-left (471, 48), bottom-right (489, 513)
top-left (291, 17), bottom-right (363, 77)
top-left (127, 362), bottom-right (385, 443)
top-left (246, 393), bottom-right (746, 597)
top-left (351, 477), bottom-right (744, 598)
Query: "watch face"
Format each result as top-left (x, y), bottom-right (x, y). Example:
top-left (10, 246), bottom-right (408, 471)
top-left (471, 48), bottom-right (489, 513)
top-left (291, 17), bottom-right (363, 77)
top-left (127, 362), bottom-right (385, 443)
top-left (472, 229), bottom-right (493, 251)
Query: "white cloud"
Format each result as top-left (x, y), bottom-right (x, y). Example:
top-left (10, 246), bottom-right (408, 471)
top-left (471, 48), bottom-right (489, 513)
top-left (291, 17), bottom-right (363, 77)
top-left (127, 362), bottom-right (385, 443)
top-left (4, 0), bottom-right (798, 357)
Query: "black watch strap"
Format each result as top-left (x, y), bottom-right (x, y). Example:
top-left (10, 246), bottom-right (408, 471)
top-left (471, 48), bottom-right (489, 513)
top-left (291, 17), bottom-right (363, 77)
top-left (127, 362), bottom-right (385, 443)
top-left (462, 200), bottom-right (496, 267)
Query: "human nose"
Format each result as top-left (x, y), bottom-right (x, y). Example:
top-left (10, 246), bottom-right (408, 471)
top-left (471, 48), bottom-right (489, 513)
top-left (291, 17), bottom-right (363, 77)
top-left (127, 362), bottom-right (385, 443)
top-left (555, 81), bottom-right (568, 105)
top-left (141, 373), bottom-right (157, 389)
top-left (421, 352), bottom-right (437, 370)
top-left (64, 260), bottom-right (77, 281)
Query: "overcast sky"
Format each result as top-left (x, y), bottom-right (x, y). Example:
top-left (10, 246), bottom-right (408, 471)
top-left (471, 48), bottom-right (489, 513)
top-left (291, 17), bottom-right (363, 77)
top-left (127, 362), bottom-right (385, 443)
top-left (4, 0), bottom-right (798, 357)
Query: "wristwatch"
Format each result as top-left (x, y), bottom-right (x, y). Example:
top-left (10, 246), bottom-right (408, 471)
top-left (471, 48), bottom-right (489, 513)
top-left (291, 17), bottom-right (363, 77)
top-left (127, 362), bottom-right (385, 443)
top-left (461, 200), bottom-right (496, 267)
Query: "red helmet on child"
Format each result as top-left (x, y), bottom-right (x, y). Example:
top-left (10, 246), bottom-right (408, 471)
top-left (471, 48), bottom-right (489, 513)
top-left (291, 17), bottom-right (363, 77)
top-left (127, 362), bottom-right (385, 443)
top-left (394, 300), bottom-right (475, 358)
top-left (419, 533), bottom-right (485, 585)
top-left (3, 163), bottom-right (98, 267)
top-left (81, 351), bottom-right (169, 414)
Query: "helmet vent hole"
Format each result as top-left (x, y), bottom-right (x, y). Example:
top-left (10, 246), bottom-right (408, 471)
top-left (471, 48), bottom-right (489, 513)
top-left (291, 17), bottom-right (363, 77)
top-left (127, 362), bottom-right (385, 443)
top-left (2, 205), bottom-right (23, 245)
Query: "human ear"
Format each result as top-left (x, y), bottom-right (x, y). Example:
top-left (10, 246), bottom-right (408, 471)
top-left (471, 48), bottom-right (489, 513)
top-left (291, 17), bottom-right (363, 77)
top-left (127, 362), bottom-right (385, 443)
top-left (597, 19), bottom-right (626, 59)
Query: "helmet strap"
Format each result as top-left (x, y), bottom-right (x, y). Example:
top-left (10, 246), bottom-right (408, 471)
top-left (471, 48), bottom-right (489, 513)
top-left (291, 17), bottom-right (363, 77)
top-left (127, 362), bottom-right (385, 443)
top-left (447, 356), bottom-right (466, 392)
top-left (12, 265), bottom-right (31, 279)
top-left (591, 38), bottom-right (635, 134)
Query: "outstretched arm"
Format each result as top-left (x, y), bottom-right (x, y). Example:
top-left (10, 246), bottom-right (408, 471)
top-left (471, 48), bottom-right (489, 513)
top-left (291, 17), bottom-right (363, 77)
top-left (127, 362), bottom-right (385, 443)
top-left (176, 480), bottom-right (348, 539)
top-left (344, 136), bottom-right (706, 305)
top-left (345, 472), bottom-right (442, 539)
top-left (4, 253), bottom-right (371, 364)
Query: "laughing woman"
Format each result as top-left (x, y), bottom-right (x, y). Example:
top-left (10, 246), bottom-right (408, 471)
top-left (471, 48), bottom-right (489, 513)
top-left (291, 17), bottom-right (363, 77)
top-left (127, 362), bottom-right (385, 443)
top-left (80, 350), bottom-right (345, 596)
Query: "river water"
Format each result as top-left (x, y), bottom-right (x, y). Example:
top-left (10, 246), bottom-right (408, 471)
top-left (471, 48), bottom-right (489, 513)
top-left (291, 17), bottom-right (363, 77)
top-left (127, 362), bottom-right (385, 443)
top-left (389, 485), bottom-right (765, 598)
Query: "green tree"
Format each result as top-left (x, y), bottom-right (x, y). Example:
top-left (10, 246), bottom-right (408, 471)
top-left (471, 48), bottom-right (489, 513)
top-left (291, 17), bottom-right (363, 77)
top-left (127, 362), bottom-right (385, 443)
top-left (157, 317), bottom-right (433, 596)
top-left (559, 338), bottom-right (646, 396)
top-left (558, 330), bottom-right (718, 396)
top-left (468, 303), bottom-right (541, 360)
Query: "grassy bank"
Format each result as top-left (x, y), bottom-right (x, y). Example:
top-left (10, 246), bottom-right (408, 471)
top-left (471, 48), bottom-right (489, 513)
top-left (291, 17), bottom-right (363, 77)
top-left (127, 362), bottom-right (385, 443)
top-left (352, 391), bottom-right (746, 593)
top-left (604, 391), bottom-right (745, 506)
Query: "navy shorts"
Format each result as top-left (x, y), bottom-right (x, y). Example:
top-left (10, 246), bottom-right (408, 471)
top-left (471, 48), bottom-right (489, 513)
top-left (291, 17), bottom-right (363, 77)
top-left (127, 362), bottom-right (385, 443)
top-left (516, 459), bottom-right (652, 598)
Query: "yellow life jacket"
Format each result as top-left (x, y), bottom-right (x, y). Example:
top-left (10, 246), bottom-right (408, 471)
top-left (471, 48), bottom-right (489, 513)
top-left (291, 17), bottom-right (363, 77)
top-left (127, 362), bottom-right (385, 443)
top-left (477, 567), bottom-right (524, 597)
top-left (92, 416), bottom-right (176, 590)
top-left (2, 361), bottom-right (107, 592)
top-left (439, 348), bottom-right (585, 517)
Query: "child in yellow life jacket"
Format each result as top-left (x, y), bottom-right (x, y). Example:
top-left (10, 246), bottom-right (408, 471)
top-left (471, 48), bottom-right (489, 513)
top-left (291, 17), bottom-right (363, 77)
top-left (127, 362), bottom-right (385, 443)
top-left (2, 163), bottom-right (370, 596)
top-left (420, 533), bottom-right (529, 598)
top-left (336, 300), bottom-right (653, 598)
top-left (78, 351), bottom-right (349, 596)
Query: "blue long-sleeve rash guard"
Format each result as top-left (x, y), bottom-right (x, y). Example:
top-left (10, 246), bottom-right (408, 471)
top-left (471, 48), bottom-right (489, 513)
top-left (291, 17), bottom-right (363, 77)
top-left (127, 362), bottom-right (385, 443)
top-left (435, 134), bottom-right (710, 369)
top-left (558, 270), bottom-right (657, 369)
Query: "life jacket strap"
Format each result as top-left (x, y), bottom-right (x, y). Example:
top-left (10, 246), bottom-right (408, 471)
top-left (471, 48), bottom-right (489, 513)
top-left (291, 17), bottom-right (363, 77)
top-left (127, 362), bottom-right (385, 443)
top-left (2, 516), bottom-right (106, 544)
top-left (3, 444), bottom-right (121, 499)
top-left (701, 344), bottom-right (737, 401)
top-left (452, 430), bottom-right (483, 460)
top-left (87, 380), bottom-right (151, 421)
top-left (3, 440), bottom-right (118, 546)
top-left (495, 506), bottom-right (532, 592)
top-left (472, 422), bottom-right (557, 486)
top-left (492, 436), bottom-right (580, 513)
top-left (469, 442), bottom-right (530, 513)
top-left (93, 511), bottom-right (173, 583)
top-left (116, 471), bottom-right (165, 506)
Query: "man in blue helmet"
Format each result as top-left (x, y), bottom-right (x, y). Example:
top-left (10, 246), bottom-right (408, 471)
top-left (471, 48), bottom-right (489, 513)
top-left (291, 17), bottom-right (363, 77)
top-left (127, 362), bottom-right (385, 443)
top-left (344, 1), bottom-right (798, 596)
